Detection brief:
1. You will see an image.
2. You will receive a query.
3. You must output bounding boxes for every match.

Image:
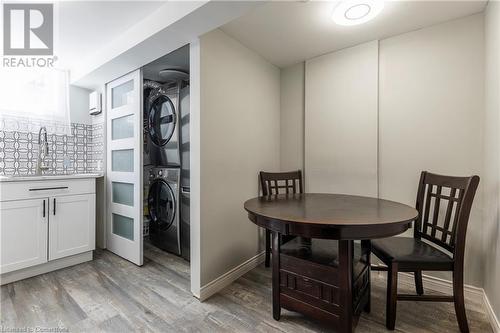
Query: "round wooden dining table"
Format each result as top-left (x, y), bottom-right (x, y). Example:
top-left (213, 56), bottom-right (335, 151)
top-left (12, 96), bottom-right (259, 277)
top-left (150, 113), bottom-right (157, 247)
top-left (244, 193), bottom-right (418, 333)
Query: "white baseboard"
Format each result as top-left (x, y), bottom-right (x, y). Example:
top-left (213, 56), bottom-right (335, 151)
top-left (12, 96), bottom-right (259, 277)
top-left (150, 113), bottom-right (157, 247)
top-left (484, 292), bottom-right (500, 333)
top-left (394, 272), bottom-right (499, 332)
top-left (198, 251), bottom-right (265, 302)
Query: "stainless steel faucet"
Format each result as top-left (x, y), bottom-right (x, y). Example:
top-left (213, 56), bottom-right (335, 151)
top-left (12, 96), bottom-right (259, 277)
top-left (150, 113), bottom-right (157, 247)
top-left (37, 126), bottom-right (50, 175)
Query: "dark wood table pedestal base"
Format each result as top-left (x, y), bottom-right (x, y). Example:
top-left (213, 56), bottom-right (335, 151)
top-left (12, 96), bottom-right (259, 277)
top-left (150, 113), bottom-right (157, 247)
top-left (271, 232), bottom-right (371, 333)
top-left (272, 231), bottom-right (281, 321)
top-left (338, 239), bottom-right (354, 333)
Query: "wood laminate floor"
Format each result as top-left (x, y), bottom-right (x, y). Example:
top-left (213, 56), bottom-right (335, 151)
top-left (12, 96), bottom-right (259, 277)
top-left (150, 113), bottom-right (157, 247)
top-left (0, 243), bottom-right (493, 332)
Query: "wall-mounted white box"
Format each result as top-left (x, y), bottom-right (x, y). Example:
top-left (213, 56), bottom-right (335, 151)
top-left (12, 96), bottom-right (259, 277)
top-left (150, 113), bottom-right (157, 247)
top-left (89, 91), bottom-right (102, 115)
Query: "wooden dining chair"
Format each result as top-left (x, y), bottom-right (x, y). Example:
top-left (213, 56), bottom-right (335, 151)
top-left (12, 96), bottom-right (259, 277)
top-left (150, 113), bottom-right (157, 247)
top-left (371, 171), bottom-right (480, 332)
top-left (259, 170), bottom-right (303, 267)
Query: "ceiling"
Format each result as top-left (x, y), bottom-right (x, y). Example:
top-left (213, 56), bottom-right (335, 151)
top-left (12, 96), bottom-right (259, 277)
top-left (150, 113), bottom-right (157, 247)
top-left (221, 0), bottom-right (487, 68)
top-left (58, 1), bottom-right (166, 70)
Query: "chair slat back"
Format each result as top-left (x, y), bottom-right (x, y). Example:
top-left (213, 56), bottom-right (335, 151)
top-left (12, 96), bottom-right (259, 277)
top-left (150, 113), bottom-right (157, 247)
top-left (414, 171), bottom-right (479, 258)
top-left (260, 170), bottom-right (303, 196)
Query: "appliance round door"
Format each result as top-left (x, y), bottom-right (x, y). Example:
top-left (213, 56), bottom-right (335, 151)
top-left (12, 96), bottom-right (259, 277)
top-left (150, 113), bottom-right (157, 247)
top-left (148, 94), bottom-right (176, 147)
top-left (148, 179), bottom-right (176, 231)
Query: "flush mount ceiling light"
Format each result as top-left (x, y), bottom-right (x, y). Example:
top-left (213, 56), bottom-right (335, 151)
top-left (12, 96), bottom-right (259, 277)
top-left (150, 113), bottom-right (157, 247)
top-left (332, 0), bottom-right (384, 26)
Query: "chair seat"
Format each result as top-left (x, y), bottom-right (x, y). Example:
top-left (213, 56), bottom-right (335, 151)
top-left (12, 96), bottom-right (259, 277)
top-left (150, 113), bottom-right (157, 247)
top-left (371, 237), bottom-right (453, 271)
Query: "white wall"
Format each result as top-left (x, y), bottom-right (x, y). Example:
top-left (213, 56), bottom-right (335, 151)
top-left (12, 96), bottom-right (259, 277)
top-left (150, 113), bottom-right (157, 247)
top-left (72, 2), bottom-right (261, 90)
top-left (69, 85), bottom-right (91, 125)
top-left (279, 14), bottom-right (485, 287)
top-left (280, 63), bottom-right (304, 172)
top-left (379, 14), bottom-right (484, 285)
top-left (483, 1), bottom-right (500, 321)
top-left (199, 29), bottom-right (280, 286)
top-left (305, 41), bottom-right (378, 196)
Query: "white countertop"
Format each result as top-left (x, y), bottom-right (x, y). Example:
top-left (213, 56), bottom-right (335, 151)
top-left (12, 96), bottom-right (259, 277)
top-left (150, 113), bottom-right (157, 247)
top-left (0, 173), bottom-right (104, 182)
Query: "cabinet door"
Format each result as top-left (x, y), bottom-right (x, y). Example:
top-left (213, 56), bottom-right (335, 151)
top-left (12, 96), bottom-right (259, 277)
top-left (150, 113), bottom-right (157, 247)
top-left (0, 198), bottom-right (48, 274)
top-left (49, 194), bottom-right (96, 261)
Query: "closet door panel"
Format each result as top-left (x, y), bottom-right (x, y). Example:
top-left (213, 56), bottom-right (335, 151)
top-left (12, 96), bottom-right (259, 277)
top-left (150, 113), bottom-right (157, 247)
top-left (305, 41), bottom-right (378, 196)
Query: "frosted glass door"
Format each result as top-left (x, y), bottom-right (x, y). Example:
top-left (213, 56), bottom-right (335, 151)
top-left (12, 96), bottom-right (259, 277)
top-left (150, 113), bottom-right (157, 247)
top-left (106, 69), bottom-right (143, 266)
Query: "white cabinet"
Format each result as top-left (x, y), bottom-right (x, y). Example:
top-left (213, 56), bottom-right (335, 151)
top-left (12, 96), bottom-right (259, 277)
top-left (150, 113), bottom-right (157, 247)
top-left (0, 178), bottom-right (96, 279)
top-left (49, 194), bottom-right (96, 261)
top-left (0, 198), bottom-right (48, 274)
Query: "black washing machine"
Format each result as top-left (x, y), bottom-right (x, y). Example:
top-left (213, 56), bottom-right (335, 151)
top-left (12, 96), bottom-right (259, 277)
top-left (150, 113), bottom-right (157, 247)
top-left (148, 167), bottom-right (180, 255)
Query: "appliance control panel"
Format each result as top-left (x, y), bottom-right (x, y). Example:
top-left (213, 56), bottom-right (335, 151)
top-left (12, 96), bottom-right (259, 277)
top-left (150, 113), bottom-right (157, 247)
top-left (149, 168), bottom-right (180, 184)
top-left (149, 170), bottom-right (166, 178)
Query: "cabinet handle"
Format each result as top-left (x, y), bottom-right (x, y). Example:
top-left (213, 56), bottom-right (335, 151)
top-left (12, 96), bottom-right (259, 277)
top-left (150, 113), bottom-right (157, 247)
top-left (43, 200), bottom-right (46, 218)
top-left (29, 186), bottom-right (68, 191)
top-left (53, 198), bottom-right (56, 215)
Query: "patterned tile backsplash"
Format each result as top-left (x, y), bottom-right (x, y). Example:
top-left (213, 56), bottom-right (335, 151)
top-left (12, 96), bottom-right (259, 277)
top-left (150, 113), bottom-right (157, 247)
top-left (0, 122), bottom-right (104, 176)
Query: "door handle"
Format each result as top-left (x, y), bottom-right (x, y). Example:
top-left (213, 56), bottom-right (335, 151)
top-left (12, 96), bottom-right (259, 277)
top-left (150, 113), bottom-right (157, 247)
top-left (43, 200), bottom-right (46, 218)
top-left (53, 198), bottom-right (56, 215)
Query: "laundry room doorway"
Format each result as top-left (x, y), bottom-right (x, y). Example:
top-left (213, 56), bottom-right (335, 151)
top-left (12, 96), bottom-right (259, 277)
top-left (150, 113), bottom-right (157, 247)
top-left (142, 45), bottom-right (191, 266)
top-left (104, 44), bottom-right (192, 287)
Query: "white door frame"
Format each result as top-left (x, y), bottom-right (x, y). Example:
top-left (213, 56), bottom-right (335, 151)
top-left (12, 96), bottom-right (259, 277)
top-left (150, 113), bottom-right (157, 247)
top-left (189, 40), bottom-right (201, 297)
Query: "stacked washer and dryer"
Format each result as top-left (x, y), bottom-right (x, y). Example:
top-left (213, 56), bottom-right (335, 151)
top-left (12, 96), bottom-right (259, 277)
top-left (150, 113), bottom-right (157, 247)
top-left (143, 58), bottom-right (190, 261)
